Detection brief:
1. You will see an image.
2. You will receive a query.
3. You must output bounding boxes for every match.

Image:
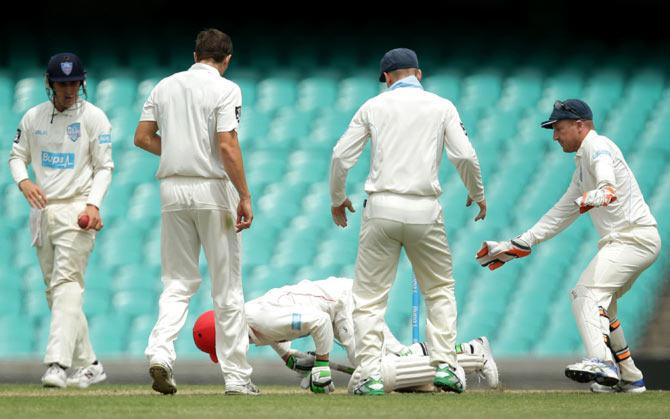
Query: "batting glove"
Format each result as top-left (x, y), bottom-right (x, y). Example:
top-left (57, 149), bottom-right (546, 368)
top-left (476, 238), bottom-right (531, 271)
top-left (574, 186), bottom-right (617, 214)
top-left (285, 351), bottom-right (315, 372)
top-left (309, 361), bottom-right (334, 394)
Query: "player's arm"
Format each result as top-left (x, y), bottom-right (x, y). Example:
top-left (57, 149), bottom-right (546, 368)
top-left (216, 85), bottom-right (252, 232)
top-left (9, 117), bottom-right (46, 209)
top-left (329, 105), bottom-right (370, 227)
top-left (133, 121), bottom-right (161, 156)
top-left (574, 146), bottom-right (617, 213)
top-left (83, 113), bottom-right (115, 231)
top-left (444, 104), bottom-right (486, 221)
top-left (476, 171), bottom-right (581, 270)
top-left (135, 85), bottom-right (161, 156)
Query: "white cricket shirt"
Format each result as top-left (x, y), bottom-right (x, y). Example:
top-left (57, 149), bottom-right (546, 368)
top-left (8, 100), bottom-right (114, 208)
top-left (329, 76), bottom-right (485, 224)
top-left (520, 130), bottom-right (657, 245)
top-left (140, 63), bottom-right (242, 179)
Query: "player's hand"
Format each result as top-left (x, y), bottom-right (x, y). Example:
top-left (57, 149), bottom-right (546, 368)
top-left (79, 204), bottom-right (103, 231)
top-left (467, 197), bottom-right (487, 221)
top-left (236, 196), bottom-right (253, 232)
top-left (574, 186), bottom-right (617, 214)
top-left (285, 351), bottom-right (315, 372)
top-left (309, 363), bottom-right (334, 394)
top-left (331, 198), bottom-right (355, 228)
top-left (18, 179), bottom-right (47, 209)
top-left (476, 238), bottom-right (531, 271)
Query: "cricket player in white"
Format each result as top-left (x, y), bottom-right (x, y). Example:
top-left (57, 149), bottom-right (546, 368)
top-left (134, 29), bottom-right (256, 395)
top-left (192, 277), bottom-right (499, 393)
top-left (8, 52), bottom-right (113, 388)
top-left (476, 99), bottom-right (660, 393)
top-left (329, 48), bottom-right (487, 395)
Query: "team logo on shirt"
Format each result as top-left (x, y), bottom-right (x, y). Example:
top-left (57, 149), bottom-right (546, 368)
top-left (235, 106), bottom-right (241, 123)
top-left (13, 129), bottom-right (21, 143)
top-left (60, 62), bottom-right (73, 76)
top-left (66, 122), bottom-right (81, 142)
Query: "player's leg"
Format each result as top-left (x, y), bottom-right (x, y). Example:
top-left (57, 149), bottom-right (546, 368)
top-left (41, 203), bottom-right (96, 387)
top-left (404, 216), bottom-right (463, 393)
top-left (351, 217), bottom-right (402, 395)
top-left (197, 180), bottom-right (255, 394)
top-left (567, 227), bottom-right (660, 387)
top-left (145, 208), bottom-right (201, 394)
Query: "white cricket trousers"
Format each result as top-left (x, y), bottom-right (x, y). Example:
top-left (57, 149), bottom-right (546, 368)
top-left (353, 213), bottom-right (457, 379)
top-left (570, 225), bottom-right (661, 381)
top-left (145, 177), bottom-right (252, 386)
top-left (35, 199), bottom-right (97, 369)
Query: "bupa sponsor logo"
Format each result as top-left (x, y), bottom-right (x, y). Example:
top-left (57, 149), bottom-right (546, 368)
top-left (34, 130), bottom-right (47, 136)
top-left (42, 151), bottom-right (75, 169)
top-left (13, 129), bottom-right (21, 143)
top-left (98, 133), bottom-right (111, 144)
top-left (291, 313), bottom-right (301, 330)
top-left (235, 106), bottom-right (242, 123)
top-left (67, 123), bottom-right (81, 142)
top-left (592, 149), bottom-right (612, 161)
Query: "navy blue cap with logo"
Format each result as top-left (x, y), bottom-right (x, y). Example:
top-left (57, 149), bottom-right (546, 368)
top-left (46, 52), bottom-right (86, 83)
top-left (541, 99), bottom-right (593, 129)
top-left (378, 48), bottom-right (419, 82)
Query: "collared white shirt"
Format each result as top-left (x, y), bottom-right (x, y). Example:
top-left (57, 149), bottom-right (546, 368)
top-left (329, 75), bottom-right (485, 224)
top-left (520, 130), bottom-right (657, 245)
top-left (140, 63), bottom-right (242, 179)
top-left (8, 100), bottom-right (114, 208)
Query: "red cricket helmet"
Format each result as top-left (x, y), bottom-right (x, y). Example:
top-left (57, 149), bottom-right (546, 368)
top-left (193, 310), bottom-right (218, 363)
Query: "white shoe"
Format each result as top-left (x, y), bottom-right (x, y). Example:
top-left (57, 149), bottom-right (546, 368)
top-left (67, 362), bottom-right (107, 388)
top-left (565, 358), bottom-right (620, 386)
top-left (591, 379), bottom-right (646, 393)
top-left (471, 336), bottom-right (499, 389)
top-left (225, 382), bottom-right (260, 395)
top-left (149, 362), bottom-right (177, 395)
top-left (42, 364), bottom-right (67, 388)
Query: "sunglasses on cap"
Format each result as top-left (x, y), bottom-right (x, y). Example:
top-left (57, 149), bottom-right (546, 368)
top-left (554, 100), bottom-right (583, 119)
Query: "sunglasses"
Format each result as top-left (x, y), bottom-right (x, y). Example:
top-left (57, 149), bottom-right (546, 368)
top-left (554, 100), bottom-right (583, 119)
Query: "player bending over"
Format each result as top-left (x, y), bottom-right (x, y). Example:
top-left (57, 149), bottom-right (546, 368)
top-left (193, 277), bottom-right (499, 394)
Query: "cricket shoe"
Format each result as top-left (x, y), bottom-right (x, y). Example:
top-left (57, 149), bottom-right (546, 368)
top-left (225, 381), bottom-right (260, 395)
top-left (591, 379), bottom-right (646, 393)
top-left (42, 363), bottom-right (67, 388)
top-left (434, 364), bottom-right (465, 393)
top-left (67, 362), bottom-right (107, 388)
top-left (353, 374), bottom-right (385, 395)
top-left (565, 358), bottom-right (619, 386)
top-left (149, 362), bottom-right (177, 395)
top-left (471, 336), bottom-right (499, 389)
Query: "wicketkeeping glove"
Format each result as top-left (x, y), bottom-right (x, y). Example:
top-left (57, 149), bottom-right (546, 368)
top-left (476, 238), bottom-right (531, 271)
top-left (309, 361), bottom-right (334, 394)
top-left (574, 186), bottom-right (617, 214)
top-left (285, 351), bottom-right (315, 372)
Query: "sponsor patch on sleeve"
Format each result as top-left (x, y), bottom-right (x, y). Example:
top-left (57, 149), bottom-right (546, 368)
top-left (460, 121), bottom-right (468, 136)
top-left (592, 149), bottom-right (612, 161)
top-left (235, 106), bottom-right (241, 123)
top-left (291, 313), bottom-right (301, 330)
top-left (13, 129), bottom-right (21, 143)
top-left (98, 133), bottom-right (112, 144)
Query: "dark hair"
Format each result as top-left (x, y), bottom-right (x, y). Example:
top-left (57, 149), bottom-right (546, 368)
top-left (195, 29), bottom-right (233, 63)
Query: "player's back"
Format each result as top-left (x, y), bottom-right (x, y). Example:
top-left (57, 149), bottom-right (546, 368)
top-left (362, 88), bottom-right (456, 197)
top-left (148, 64), bottom-right (241, 179)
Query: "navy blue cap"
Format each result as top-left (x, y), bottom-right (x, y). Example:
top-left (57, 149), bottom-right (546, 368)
top-left (541, 99), bottom-right (593, 129)
top-left (46, 52), bottom-right (86, 83)
top-left (379, 48), bottom-right (419, 82)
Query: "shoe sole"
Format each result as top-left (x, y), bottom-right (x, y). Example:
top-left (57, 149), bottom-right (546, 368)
top-left (434, 381), bottom-right (464, 394)
top-left (42, 380), bottom-right (66, 388)
top-left (564, 368), bottom-right (619, 387)
top-left (150, 366), bottom-right (177, 395)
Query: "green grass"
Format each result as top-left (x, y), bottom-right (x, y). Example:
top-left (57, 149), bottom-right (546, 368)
top-left (0, 385), bottom-right (668, 419)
